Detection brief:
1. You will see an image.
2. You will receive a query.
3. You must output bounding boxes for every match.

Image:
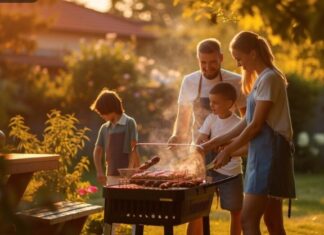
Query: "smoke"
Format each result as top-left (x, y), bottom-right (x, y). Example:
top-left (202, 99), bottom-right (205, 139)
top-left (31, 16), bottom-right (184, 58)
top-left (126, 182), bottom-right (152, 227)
top-left (137, 69), bottom-right (207, 178)
top-left (166, 147), bottom-right (206, 178)
top-left (139, 145), bottom-right (206, 178)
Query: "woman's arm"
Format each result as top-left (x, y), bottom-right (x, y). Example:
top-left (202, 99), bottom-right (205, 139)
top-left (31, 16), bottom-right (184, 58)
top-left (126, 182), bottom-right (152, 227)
top-left (214, 100), bottom-right (272, 168)
top-left (218, 137), bottom-right (248, 157)
top-left (231, 144), bottom-right (248, 157)
top-left (201, 118), bottom-right (247, 152)
top-left (196, 133), bottom-right (209, 145)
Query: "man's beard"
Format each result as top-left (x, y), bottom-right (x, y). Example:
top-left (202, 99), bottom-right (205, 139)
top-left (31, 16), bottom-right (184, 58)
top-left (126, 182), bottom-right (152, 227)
top-left (203, 69), bottom-right (221, 80)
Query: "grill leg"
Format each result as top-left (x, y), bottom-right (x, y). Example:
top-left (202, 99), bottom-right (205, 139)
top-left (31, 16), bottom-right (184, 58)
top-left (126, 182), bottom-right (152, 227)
top-left (164, 226), bottom-right (173, 235)
top-left (203, 216), bottom-right (210, 235)
top-left (103, 223), bottom-right (112, 235)
top-left (135, 224), bottom-right (143, 235)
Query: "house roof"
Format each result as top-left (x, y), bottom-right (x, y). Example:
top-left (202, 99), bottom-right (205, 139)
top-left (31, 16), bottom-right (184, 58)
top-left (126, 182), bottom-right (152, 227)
top-left (0, 0), bottom-right (155, 39)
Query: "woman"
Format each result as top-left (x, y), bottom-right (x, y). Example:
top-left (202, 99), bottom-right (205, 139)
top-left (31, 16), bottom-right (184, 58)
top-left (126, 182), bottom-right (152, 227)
top-left (200, 31), bottom-right (295, 235)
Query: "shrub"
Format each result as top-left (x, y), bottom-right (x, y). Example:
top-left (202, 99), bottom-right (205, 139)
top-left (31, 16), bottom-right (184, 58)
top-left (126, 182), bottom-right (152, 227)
top-left (8, 109), bottom-right (91, 204)
top-left (81, 212), bottom-right (104, 235)
top-left (287, 73), bottom-right (323, 172)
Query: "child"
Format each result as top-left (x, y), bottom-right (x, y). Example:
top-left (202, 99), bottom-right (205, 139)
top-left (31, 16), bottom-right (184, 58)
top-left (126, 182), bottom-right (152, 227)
top-left (90, 88), bottom-right (140, 186)
top-left (91, 88), bottom-right (139, 235)
top-left (188, 82), bottom-right (246, 235)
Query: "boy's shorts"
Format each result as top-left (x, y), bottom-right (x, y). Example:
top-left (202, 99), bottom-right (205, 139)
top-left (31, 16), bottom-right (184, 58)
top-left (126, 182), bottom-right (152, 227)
top-left (209, 171), bottom-right (243, 211)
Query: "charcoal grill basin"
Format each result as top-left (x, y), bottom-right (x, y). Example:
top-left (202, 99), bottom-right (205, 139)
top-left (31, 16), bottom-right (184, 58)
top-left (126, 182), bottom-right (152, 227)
top-left (102, 174), bottom-right (239, 235)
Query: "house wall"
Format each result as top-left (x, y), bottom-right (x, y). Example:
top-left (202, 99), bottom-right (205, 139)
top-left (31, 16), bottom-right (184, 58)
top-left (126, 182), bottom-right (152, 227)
top-left (35, 30), bottom-right (149, 56)
top-left (35, 31), bottom-right (104, 55)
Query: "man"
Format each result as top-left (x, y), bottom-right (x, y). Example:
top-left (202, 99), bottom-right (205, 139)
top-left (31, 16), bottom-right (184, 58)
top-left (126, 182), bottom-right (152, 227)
top-left (169, 38), bottom-right (246, 145)
top-left (168, 38), bottom-right (246, 235)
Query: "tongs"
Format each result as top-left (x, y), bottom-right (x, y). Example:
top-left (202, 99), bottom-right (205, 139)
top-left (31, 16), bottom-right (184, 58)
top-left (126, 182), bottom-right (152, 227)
top-left (136, 142), bottom-right (204, 151)
top-left (205, 157), bottom-right (217, 170)
top-left (118, 155), bottom-right (160, 178)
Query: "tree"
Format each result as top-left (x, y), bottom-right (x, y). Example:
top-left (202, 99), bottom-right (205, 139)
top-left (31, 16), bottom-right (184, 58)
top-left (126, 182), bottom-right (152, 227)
top-left (176, 0), bottom-right (324, 43)
top-left (170, 0), bottom-right (324, 82)
top-left (109, 0), bottom-right (182, 26)
top-left (0, 0), bottom-right (52, 129)
top-left (24, 39), bottom-right (178, 149)
top-left (61, 39), bottom-right (177, 139)
top-left (287, 74), bottom-right (323, 172)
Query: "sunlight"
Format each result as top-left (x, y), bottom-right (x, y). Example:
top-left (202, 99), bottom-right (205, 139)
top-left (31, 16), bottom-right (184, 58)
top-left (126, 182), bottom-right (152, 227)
top-left (70, 0), bottom-right (111, 12)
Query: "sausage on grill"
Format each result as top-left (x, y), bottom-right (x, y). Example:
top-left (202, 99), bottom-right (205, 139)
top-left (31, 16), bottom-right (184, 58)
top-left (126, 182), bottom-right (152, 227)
top-left (139, 156), bottom-right (160, 170)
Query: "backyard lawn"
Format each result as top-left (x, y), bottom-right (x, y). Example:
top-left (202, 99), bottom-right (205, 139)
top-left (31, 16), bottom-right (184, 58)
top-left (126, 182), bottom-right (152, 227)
top-left (90, 173), bottom-right (324, 235)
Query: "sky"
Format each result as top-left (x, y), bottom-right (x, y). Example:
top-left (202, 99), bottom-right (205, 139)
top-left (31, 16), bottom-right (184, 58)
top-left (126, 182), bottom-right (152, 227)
top-left (71, 0), bottom-right (111, 12)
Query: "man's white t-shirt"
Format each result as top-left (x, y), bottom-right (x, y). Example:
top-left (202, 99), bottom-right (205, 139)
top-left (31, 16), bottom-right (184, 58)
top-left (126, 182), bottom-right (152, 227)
top-left (199, 113), bottom-right (243, 176)
top-left (253, 68), bottom-right (293, 141)
top-left (178, 69), bottom-right (246, 110)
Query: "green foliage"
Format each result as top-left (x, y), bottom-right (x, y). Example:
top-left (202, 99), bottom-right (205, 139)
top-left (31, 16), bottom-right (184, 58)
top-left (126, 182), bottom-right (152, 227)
top-left (294, 145), bottom-right (322, 173)
top-left (81, 212), bottom-right (104, 235)
top-left (275, 40), bottom-right (324, 81)
top-left (176, 0), bottom-right (324, 43)
top-left (287, 74), bottom-right (323, 172)
top-left (0, 64), bottom-right (35, 128)
top-left (81, 211), bottom-right (132, 235)
top-left (143, 19), bottom-right (241, 75)
top-left (175, 0), bottom-right (324, 82)
top-left (287, 74), bottom-right (322, 135)
top-left (1, 37), bottom-right (178, 154)
top-left (62, 39), bottom-right (140, 109)
top-left (109, 0), bottom-right (182, 26)
top-left (60, 39), bottom-right (176, 140)
top-left (8, 110), bottom-right (91, 204)
top-left (0, 1), bottom-right (55, 130)
top-left (0, 11), bottom-right (46, 54)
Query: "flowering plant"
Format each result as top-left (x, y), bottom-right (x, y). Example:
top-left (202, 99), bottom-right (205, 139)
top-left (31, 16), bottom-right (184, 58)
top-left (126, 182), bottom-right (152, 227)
top-left (77, 185), bottom-right (98, 196)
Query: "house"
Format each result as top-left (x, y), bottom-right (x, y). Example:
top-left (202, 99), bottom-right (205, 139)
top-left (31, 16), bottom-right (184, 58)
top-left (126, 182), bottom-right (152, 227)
top-left (0, 0), bottom-right (155, 70)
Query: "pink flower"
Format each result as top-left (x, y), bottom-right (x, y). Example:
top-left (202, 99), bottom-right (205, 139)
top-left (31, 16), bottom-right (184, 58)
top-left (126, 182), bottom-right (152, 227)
top-left (77, 185), bottom-right (99, 196)
top-left (77, 188), bottom-right (87, 196)
top-left (86, 185), bottom-right (98, 193)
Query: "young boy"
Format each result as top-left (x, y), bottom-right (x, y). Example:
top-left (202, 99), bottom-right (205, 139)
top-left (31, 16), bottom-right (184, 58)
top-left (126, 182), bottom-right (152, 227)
top-left (90, 88), bottom-right (140, 186)
top-left (189, 83), bottom-right (245, 235)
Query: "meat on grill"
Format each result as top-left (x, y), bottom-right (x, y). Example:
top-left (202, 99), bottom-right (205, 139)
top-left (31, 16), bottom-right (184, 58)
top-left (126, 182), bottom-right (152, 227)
top-left (130, 170), bottom-right (204, 189)
top-left (132, 170), bottom-right (187, 180)
top-left (111, 184), bottom-right (145, 189)
top-left (138, 156), bottom-right (160, 170)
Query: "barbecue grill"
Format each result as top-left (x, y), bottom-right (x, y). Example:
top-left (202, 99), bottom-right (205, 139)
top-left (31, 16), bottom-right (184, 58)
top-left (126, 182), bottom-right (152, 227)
top-left (102, 174), bottom-right (239, 235)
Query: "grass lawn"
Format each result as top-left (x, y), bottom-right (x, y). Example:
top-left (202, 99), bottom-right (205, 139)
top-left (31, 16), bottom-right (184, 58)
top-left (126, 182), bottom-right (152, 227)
top-left (89, 173), bottom-right (324, 234)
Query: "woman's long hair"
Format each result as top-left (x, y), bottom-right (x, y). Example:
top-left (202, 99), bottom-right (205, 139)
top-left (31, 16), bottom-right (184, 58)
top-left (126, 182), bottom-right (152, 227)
top-left (229, 31), bottom-right (287, 95)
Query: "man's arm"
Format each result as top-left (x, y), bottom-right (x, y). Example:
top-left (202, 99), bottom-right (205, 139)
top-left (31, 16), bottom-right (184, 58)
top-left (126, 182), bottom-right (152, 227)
top-left (93, 145), bottom-right (106, 185)
top-left (169, 104), bottom-right (193, 144)
top-left (201, 118), bottom-right (247, 152)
